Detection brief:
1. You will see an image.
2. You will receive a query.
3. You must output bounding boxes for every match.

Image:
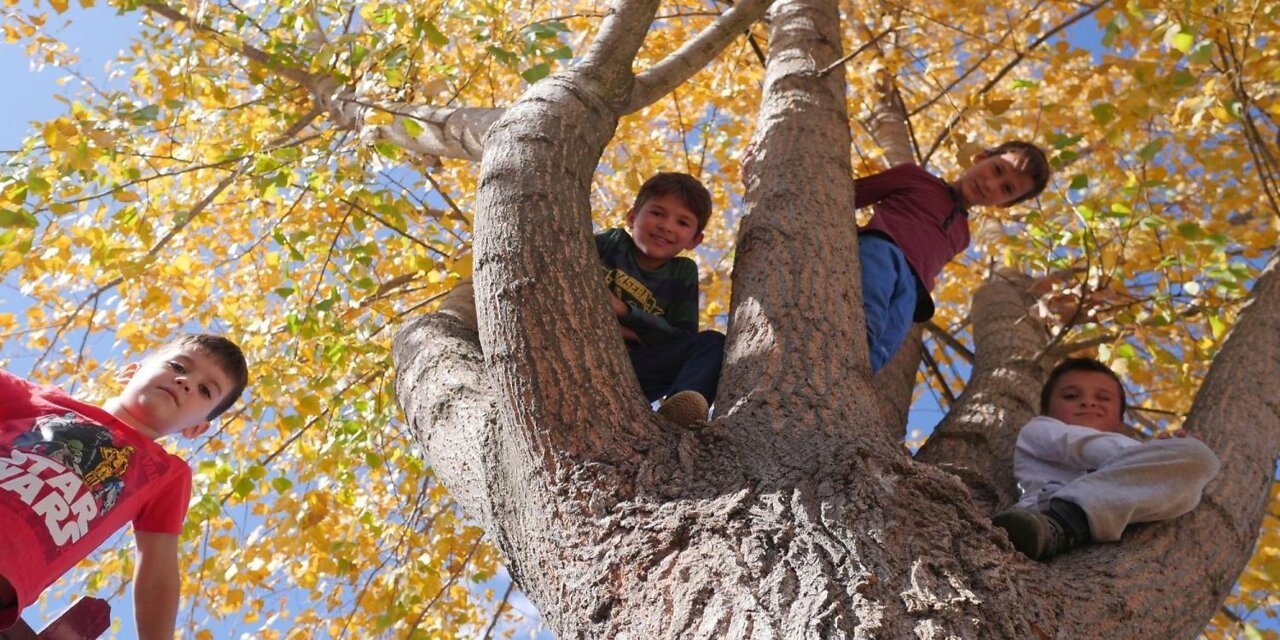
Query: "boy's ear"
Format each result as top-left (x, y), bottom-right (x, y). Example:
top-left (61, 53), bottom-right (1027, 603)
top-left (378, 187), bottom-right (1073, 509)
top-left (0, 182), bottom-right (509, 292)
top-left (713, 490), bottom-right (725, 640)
top-left (181, 420), bottom-right (211, 439)
top-left (624, 207), bottom-right (638, 228)
top-left (686, 231), bottom-right (704, 251)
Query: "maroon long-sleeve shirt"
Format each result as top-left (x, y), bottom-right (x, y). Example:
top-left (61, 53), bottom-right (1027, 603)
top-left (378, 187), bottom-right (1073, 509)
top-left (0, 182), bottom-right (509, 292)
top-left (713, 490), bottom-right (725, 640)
top-left (855, 163), bottom-right (970, 293)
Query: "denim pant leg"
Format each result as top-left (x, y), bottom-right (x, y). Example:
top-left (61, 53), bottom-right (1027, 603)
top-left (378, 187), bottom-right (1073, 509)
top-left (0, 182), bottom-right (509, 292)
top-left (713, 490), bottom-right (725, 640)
top-left (629, 330), bottom-right (726, 402)
top-left (858, 234), bottom-right (917, 373)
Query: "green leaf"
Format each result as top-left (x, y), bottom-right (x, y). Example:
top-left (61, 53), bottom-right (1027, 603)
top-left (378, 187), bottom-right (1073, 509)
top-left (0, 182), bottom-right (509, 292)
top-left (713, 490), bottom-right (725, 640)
top-left (349, 44), bottom-right (369, 67)
top-left (1209, 315), bottom-right (1227, 341)
top-left (1137, 138), bottom-right (1164, 161)
top-left (547, 45), bottom-right (573, 60)
top-left (233, 476), bottom-right (255, 498)
top-left (0, 209), bottom-right (37, 229)
top-left (486, 45), bottom-right (518, 67)
top-left (1091, 103), bottom-right (1115, 125)
top-left (402, 118), bottom-right (424, 137)
top-left (1069, 174), bottom-right (1088, 190)
top-left (521, 63), bottom-right (550, 83)
top-left (271, 477), bottom-right (294, 493)
top-left (424, 21), bottom-right (448, 47)
top-left (1101, 19), bottom-right (1121, 49)
top-left (1010, 79), bottom-right (1037, 90)
top-left (1176, 221), bottom-right (1203, 240)
top-left (1166, 28), bottom-right (1194, 54)
top-left (129, 104), bottom-right (160, 122)
top-left (1051, 133), bottom-right (1083, 149)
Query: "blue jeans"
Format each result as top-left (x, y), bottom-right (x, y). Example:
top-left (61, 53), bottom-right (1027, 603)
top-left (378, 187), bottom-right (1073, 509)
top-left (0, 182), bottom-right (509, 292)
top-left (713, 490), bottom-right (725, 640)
top-left (629, 330), bottom-right (725, 401)
top-left (859, 234), bottom-right (917, 373)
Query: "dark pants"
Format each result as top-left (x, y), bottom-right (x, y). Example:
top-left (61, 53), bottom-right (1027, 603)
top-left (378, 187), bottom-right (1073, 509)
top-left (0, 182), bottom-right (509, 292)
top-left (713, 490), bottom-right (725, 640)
top-left (629, 330), bottom-right (725, 402)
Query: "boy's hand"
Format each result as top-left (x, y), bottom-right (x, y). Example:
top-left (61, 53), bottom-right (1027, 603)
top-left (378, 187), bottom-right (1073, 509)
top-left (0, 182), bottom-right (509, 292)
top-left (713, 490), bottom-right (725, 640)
top-left (619, 326), bottom-right (640, 344)
top-left (1156, 430), bottom-right (1201, 441)
top-left (611, 294), bottom-right (629, 317)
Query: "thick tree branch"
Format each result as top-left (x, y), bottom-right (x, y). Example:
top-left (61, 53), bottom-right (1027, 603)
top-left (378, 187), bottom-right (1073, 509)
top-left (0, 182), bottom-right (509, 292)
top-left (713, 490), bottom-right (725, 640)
top-left (392, 314), bottom-right (500, 534)
top-left (721, 0), bottom-right (876, 434)
top-left (864, 71), bottom-right (917, 167)
top-left (626, 0), bottom-right (776, 113)
top-left (916, 269), bottom-right (1050, 511)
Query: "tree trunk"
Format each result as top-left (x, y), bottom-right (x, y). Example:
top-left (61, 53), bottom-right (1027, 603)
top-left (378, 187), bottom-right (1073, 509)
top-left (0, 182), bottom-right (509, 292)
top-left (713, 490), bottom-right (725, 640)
top-left (392, 0), bottom-right (1279, 637)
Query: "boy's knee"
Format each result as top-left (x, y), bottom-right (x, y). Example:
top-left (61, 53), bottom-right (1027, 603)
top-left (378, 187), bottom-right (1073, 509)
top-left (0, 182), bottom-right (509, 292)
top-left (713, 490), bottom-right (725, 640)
top-left (696, 330), bottom-right (726, 347)
top-left (1161, 437), bottom-right (1221, 479)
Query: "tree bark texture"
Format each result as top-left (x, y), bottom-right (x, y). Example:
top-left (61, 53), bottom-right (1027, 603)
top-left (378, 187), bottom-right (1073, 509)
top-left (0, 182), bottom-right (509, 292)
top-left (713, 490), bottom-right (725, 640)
top-left (392, 1), bottom-right (1278, 638)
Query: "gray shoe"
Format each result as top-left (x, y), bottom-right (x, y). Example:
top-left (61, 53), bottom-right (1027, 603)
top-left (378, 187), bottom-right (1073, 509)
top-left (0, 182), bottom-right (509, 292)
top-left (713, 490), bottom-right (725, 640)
top-left (656, 391), bottom-right (709, 427)
top-left (992, 508), bottom-right (1077, 561)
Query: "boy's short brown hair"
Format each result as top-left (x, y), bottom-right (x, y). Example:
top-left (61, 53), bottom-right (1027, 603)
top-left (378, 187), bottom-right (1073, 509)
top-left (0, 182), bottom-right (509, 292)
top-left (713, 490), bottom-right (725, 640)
top-left (166, 333), bottom-right (249, 420)
top-left (986, 140), bottom-right (1051, 205)
top-left (1040, 357), bottom-right (1127, 417)
top-left (631, 172), bottom-right (713, 232)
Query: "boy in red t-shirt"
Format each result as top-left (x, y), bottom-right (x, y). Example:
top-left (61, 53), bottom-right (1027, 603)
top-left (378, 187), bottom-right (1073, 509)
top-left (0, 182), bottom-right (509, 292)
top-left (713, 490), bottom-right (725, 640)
top-left (854, 141), bottom-right (1050, 371)
top-left (0, 334), bottom-right (249, 639)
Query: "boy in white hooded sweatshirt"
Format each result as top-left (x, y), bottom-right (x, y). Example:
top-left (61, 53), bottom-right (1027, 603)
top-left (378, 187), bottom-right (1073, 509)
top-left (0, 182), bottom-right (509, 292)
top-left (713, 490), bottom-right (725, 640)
top-left (993, 357), bottom-right (1220, 560)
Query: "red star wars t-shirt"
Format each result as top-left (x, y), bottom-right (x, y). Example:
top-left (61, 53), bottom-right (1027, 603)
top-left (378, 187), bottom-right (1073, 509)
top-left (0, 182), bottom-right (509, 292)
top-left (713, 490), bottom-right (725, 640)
top-left (0, 370), bottom-right (191, 625)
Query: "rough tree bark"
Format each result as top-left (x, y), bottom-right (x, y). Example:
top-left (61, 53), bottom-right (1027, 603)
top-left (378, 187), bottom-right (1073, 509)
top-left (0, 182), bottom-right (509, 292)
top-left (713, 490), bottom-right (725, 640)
top-left (392, 0), bottom-right (1278, 637)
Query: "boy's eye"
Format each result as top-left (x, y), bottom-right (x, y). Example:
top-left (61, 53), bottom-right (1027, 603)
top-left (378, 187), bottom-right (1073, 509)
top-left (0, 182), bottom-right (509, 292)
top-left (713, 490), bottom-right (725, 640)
top-left (168, 361), bottom-right (185, 373)
top-left (199, 385), bottom-right (212, 399)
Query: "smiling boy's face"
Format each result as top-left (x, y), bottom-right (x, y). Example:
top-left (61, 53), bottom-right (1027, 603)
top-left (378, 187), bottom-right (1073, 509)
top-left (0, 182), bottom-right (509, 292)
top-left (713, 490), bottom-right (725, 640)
top-left (1045, 370), bottom-right (1125, 433)
top-left (952, 150), bottom-right (1038, 209)
top-left (108, 346), bottom-right (234, 439)
top-left (625, 192), bottom-right (704, 270)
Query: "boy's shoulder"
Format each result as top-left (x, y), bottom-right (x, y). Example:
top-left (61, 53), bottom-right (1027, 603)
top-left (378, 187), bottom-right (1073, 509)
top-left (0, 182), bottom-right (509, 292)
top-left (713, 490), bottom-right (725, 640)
top-left (857, 163), bottom-right (957, 209)
top-left (867, 162), bottom-right (947, 185)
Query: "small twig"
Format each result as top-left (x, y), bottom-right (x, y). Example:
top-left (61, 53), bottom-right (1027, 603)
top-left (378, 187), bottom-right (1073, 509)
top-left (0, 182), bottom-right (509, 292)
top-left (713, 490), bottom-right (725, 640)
top-left (340, 197), bottom-right (448, 258)
top-left (818, 26), bottom-right (897, 76)
top-left (920, 343), bottom-right (957, 406)
top-left (924, 321), bottom-right (974, 363)
top-left (480, 580), bottom-right (516, 640)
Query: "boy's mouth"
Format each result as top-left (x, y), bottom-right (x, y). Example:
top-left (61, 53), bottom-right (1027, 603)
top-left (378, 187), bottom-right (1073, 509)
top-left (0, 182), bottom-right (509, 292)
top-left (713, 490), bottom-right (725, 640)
top-left (158, 386), bottom-right (179, 404)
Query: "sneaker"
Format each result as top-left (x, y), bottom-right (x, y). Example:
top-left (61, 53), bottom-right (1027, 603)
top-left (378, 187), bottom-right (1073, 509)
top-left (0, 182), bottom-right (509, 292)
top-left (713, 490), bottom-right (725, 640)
top-left (656, 390), bottom-right (709, 427)
top-left (992, 508), bottom-right (1079, 561)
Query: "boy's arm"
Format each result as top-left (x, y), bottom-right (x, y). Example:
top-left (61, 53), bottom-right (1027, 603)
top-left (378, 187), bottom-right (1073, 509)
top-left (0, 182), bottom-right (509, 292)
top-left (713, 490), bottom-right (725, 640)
top-left (618, 260), bottom-right (699, 345)
top-left (1016, 416), bottom-right (1139, 470)
top-left (853, 163), bottom-right (918, 208)
top-left (133, 530), bottom-right (181, 640)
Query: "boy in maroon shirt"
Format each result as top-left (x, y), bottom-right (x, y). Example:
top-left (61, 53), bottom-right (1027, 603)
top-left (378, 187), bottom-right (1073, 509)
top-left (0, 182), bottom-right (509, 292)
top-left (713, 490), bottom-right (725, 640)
top-left (854, 141), bottom-right (1051, 371)
top-left (0, 334), bottom-right (248, 639)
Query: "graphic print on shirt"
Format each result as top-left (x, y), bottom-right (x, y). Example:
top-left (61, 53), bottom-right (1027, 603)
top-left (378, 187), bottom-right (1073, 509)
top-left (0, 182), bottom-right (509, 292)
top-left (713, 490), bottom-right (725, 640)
top-left (1, 412), bottom-right (133, 556)
top-left (604, 268), bottom-right (665, 316)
